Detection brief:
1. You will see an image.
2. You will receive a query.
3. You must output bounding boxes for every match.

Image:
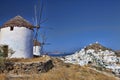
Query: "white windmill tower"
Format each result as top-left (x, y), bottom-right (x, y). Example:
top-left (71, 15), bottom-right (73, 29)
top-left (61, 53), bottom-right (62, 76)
top-left (0, 16), bottom-right (34, 58)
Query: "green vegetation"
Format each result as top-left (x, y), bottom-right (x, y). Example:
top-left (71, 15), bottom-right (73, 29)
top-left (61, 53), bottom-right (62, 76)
top-left (0, 52), bottom-right (3, 57)
top-left (0, 45), bottom-right (8, 57)
top-left (0, 57), bottom-right (5, 73)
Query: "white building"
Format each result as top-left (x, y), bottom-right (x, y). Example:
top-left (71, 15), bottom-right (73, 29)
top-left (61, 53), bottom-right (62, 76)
top-left (0, 16), bottom-right (33, 58)
top-left (33, 40), bottom-right (41, 56)
top-left (61, 43), bottom-right (120, 74)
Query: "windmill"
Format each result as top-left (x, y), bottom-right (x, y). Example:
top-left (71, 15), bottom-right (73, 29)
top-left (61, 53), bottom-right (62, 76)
top-left (40, 32), bottom-right (51, 55)
top-left (33, 0), bottom-right (50, 55)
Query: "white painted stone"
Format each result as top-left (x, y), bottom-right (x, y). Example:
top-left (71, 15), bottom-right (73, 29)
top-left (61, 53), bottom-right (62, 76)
top-left (33, 46), bottom-right (41, 56)
top-left (61, 47), bottom-right (120, 74)
top-left (0, 27), bottom-right (33, 58)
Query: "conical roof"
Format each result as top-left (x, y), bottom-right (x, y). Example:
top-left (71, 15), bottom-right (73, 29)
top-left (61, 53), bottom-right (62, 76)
top-left (1, 16), bottom-right (33, 29)
top-left (33, 40), bottom-right (41, 46)
top-left (85, 42), bottom-right (112, 51)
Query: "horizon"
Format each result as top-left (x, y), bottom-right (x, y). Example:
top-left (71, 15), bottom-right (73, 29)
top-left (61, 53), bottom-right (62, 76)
top-left (0, 0), bottom-right (120, 53)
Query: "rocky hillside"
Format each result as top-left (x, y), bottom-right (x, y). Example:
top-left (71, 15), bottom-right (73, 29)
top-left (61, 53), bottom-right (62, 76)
top-left (61, 42), bottom-right (120, 77)
top-left (84, 42), bottom-right (113, 51)
top-left (115, 50), bottom-right (120, 57)
top-left (0, 56), bottom-right (53, 75)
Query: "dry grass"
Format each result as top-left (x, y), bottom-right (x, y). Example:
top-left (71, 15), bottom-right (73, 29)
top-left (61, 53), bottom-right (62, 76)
top-left (6, 55), bottom-right (51, 63)
top-left (34, 65), bottom-right (116, 80)
top-left (0, 74), bottom-right (8, 80)
top-left (6, 65), bottom-right (116, 80)
top-left (0, 57), bottom-right (117, 80)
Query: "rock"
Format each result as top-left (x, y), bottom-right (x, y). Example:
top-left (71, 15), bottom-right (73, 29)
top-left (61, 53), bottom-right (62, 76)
top-left (41, 60), bottom-right (53, 72)
top-left (0, 59), bottom-right (54, 74)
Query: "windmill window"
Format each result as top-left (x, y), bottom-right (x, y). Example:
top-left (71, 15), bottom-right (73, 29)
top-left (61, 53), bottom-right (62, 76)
top-left (10, 27), bottom-right (14, 31)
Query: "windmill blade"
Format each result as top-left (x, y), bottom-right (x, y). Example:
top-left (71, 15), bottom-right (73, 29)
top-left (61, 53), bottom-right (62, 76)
top-left (40, 18), bottom-right (48, 24)
top-left (32, 17), bottom-right (35, 26)
top-left (40, 33), bottom-right (51, 45)
top-left (35, 28), bottom-right (39, 40)
top-left (33, 4), bottom-right (39, 41)
top-left (40, 32), bottom-right (46, 55)
top-left (39, 31), bottom-right (51, 55)
top-left (41, 34), bottom-right (46, 44)
top-left (36, 29), bottom-right (51, 45)
top-left (40, 26), bottom-right (54, 30)
top-left (34, 5), bottom-right (38, 26)
top-left (34, 26), bottom-right (40, 41)
top-left (40, 44), bottom-right (44, 54)
top-left (38, 0), bottom-right (44, 25)
top-left (43, 43), bottom-right (51, 45)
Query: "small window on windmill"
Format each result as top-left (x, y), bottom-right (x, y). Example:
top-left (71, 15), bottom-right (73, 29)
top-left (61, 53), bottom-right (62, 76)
top-left (10, 27), bottom-right (14, 31)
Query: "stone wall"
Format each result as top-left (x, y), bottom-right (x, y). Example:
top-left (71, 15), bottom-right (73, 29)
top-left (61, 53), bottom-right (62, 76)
top-left (0, 60), bottom-right (54, 74)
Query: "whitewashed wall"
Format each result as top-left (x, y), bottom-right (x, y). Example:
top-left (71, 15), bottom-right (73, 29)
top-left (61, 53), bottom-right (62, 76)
top-left (0, 27), bottom-right (33, 58)
top-left (33, 46), bottom-right (41, 56)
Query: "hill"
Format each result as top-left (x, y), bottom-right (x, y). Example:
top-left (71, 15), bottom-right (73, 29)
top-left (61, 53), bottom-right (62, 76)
top-left (61, 42), bottom-right (120, 78)
top-left (85, 42), bottom-right (113, 51)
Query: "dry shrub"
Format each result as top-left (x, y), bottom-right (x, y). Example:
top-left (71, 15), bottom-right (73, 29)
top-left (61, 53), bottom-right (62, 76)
top-left (0, 57), bottom-right (6, 73)
top-left (6, 56), bottom-right (51, 63)
top-left (25, 64), bottom-right (116, 80)
top-left (0, 74), bottom-right (8, 80)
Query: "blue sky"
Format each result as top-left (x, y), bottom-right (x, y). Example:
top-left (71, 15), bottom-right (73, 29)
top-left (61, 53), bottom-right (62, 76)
top-left (0, 0), bottom-right (120, 53)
